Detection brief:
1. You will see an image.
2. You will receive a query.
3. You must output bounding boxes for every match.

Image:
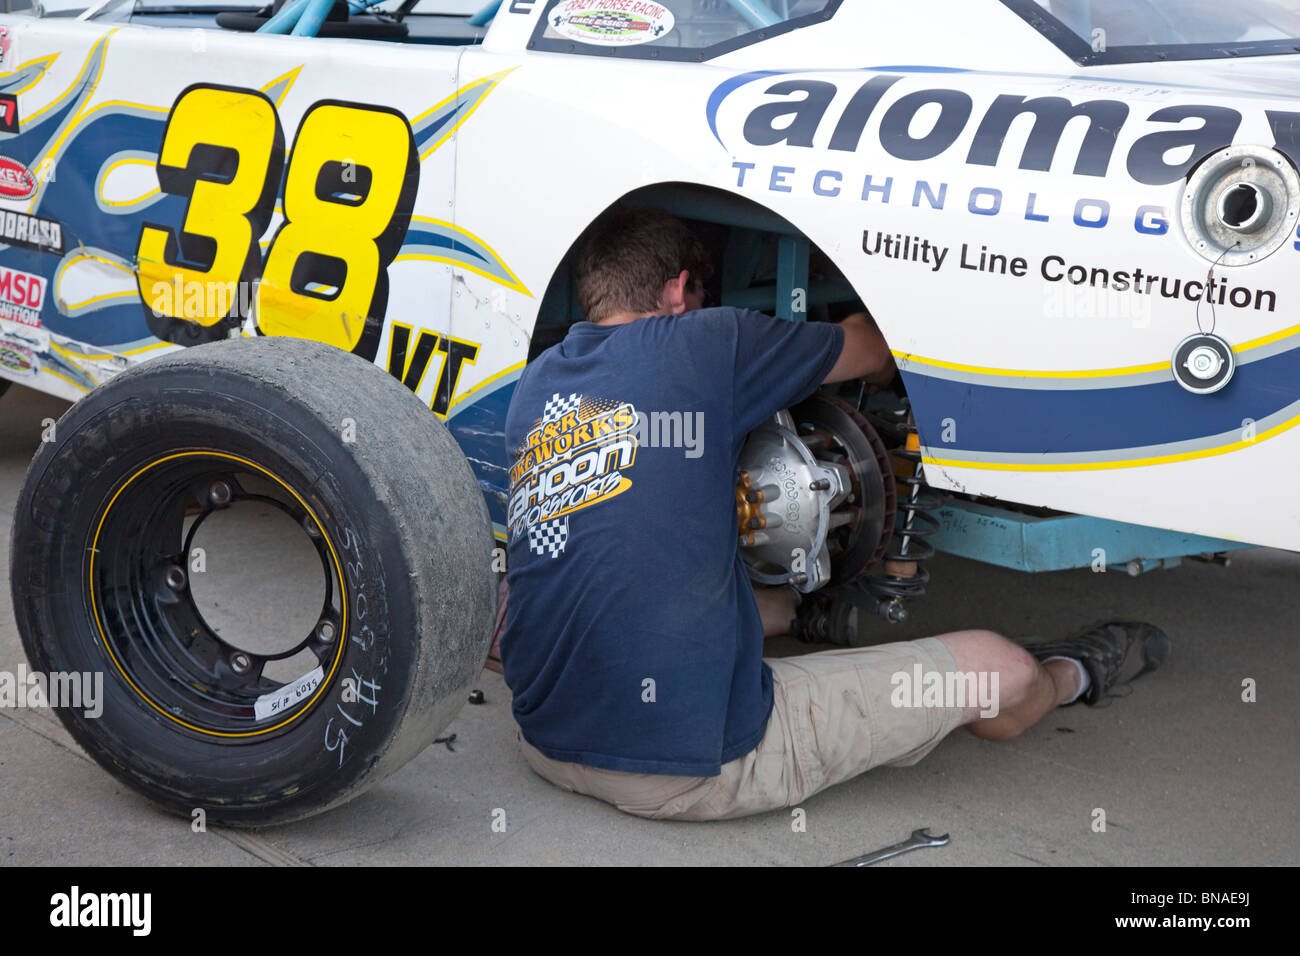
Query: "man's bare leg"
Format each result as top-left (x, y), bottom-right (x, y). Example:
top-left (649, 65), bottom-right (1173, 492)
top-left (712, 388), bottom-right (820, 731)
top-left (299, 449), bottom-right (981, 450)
top-left (753, 586), bottom-right (799, 637)
top-left (935, 629), bottom-right (1081, 740)
top-left (752, 592), bottom-right (1078, 725)
top-left (752, 583), bottom-right (1078, 730)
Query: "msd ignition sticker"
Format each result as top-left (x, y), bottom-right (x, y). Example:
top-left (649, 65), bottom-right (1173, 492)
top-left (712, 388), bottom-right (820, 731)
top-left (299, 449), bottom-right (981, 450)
top-left (0, 265), bottom-right (47, 327)
top-left (549, 0), bottom-right (674, 46)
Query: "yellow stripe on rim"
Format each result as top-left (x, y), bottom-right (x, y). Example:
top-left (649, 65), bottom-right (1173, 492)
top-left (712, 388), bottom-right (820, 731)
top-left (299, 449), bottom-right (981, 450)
top-left (88, 451), bottom-right (347, 737)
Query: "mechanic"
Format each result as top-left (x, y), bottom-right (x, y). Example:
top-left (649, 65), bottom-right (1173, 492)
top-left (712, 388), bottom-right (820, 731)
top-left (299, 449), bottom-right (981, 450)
top-left (499, 206), bottom-right (1169, 820)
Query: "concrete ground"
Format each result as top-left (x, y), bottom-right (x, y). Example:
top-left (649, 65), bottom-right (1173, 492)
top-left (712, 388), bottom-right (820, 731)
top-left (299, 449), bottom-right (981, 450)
top-left (1, 382), bottom-right (1296, 866)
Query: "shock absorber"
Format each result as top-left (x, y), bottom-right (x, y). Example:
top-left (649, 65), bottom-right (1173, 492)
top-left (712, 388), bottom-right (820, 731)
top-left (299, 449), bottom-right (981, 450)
top-left (867, 423), bottom-right (939, 622)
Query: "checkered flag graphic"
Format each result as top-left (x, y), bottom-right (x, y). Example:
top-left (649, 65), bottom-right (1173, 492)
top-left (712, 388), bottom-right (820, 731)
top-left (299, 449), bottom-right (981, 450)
top-left (542, 392), bottom-right (583, 424)
top-left (528, 517), bottom-right (569, 559)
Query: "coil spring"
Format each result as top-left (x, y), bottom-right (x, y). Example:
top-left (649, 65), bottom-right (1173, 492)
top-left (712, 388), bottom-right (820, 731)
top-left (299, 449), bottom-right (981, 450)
top-left (868, 427), bottom-right (939, 603)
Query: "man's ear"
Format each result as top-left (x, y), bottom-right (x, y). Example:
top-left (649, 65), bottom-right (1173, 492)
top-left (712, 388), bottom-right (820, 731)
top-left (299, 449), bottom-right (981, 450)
top-left (659, 270), bottom-right (691, 315)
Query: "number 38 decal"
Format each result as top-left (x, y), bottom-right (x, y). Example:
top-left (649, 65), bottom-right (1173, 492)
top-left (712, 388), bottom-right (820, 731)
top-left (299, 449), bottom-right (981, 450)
top-left (137, 84), bottom-right (419, 361)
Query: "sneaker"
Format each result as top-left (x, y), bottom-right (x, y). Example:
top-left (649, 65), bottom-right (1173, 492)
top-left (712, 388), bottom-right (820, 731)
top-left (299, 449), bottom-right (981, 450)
top-left (1023, 621), bottom-right (1170, 706)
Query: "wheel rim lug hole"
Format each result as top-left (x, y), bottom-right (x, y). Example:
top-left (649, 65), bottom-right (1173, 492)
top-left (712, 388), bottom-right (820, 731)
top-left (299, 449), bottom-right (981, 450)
top-left (317, 620), bottom-right (336, 643)
top-left (208, 481), bottom-right (232, 507)
top-left (230, 653), bottom-right (252, 675)
top-left (165, 566), bottom-right (187, 592)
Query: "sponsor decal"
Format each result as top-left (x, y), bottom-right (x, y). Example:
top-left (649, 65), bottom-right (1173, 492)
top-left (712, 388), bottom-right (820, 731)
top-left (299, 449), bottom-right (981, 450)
top-left (549, 0), bottom-right (674, 47)
top-left (0, 28), bottom-right (11, 69)
top-left (0, 264), bottom-right (47, 327)
top-left (0, 211), bottom-right (64, 254)
top-left (710, 72), bottom-right (1267, 186)
top-left (0, 337), bottom-right (38, 380)
top-left (858, 226), bottom-right (1279, 312)
top-left (0, 92), bottom-right (17, 134)
top-left (711, 72), bottom-right (1300, 238)
top-left (0, 156), bottom-right (35, 199)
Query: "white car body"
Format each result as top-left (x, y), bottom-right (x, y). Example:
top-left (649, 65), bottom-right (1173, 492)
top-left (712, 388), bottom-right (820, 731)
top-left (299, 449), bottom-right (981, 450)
top-left (1, 0), bottom-right (1298, 551)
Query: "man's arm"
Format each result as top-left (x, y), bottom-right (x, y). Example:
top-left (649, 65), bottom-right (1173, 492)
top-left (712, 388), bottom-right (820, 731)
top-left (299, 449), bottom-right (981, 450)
top-left (823, 312), bottom-right (896, 386)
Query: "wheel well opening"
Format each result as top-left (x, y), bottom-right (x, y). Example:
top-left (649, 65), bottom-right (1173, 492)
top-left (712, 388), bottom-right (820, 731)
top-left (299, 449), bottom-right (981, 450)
top-left (527, 183), bottom-right (871, 360)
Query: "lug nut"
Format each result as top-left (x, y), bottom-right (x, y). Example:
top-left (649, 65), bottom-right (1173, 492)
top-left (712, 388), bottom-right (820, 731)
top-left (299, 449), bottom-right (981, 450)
top-left (208, 481), bottom-right (232, 507)
top-left (809, 478), bottom-right (831, 491)
top-left (317, 620), bottom-right (336, 643)
top-left (468, 689), bottom-right (485, 705)
top-left (230, 653), bottom-right (252, 675)
top-left (164, 565), bottom-right (187, 592)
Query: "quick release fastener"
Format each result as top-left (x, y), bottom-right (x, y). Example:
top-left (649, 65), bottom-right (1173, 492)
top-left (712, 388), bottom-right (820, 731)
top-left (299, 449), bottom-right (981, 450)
top-left (1185, 345), bottom-right (1223, 379)
top-left (1171, 333), bottom-right (1235, 395)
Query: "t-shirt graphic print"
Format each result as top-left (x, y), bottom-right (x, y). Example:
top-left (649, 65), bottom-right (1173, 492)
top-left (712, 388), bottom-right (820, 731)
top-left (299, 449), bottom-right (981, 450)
top-left (507, 392), bottom-right (640, 559)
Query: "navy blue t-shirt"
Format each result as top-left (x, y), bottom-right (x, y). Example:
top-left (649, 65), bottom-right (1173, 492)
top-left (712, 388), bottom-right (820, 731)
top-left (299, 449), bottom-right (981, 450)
top-left (500, 307), bottom-right (844, 776)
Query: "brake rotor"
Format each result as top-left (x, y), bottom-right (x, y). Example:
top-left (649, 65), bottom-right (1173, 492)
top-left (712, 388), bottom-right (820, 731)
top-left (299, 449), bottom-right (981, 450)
top-left (791, 393), bottom-right (897, 587)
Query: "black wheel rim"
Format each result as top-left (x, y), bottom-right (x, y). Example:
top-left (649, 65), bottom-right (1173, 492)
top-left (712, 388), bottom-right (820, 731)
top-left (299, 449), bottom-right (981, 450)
top-left (88, 451), bottom-right (347, 740)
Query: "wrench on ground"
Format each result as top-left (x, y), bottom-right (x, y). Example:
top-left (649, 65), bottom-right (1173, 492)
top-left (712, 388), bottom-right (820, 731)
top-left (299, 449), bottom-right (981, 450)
top-left (832, 827), bottom-right (950, 867)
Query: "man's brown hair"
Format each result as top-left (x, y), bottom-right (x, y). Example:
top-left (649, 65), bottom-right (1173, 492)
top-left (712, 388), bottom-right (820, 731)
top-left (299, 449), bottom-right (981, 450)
top-left (573, 206), bottom-right (713, 323)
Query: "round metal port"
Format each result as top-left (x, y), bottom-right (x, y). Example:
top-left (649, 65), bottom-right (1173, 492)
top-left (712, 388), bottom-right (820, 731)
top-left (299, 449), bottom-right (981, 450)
top-left (1216, 181), bottom-right (1271, 233)
top-left (1180, 145), bottom-right (1299, 265)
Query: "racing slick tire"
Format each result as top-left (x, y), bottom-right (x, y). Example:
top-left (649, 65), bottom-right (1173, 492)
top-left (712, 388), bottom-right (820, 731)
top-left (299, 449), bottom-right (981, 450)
top-left (9, 337), bottom-right (497, 826)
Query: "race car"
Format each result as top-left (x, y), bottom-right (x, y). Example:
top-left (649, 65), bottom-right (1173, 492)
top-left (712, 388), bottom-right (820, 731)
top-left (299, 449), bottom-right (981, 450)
top-left (4, 0), bottom-right (1299, 823)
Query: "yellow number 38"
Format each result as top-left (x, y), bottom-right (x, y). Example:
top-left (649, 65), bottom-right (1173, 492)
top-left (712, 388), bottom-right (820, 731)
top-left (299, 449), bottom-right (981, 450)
top-left (136, 84), bottom-right (419, 360)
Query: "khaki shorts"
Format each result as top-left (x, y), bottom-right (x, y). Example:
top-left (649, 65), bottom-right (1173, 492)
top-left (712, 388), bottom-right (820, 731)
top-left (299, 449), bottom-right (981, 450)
top-left (518, 637), bottom-right (968, 821)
